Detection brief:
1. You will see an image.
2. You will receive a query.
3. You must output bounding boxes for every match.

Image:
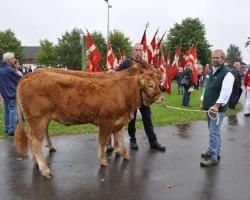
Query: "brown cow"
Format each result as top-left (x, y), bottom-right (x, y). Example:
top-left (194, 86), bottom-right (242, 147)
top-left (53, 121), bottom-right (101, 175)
top-left (15, 70), bottom-right (164, 179)
top-left (34, 61), bottom-right (163, 153)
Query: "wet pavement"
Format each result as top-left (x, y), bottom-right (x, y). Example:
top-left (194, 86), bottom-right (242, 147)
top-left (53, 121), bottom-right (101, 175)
top-left (0, 110), bottom-right (250, 200)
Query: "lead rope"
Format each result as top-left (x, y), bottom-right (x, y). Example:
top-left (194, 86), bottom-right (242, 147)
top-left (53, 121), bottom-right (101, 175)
top-left (161, 103), bottom-right (220, 125)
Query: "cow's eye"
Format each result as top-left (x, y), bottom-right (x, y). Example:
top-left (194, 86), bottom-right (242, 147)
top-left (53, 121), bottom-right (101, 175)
top-left (148, 84), bottom-right (154, 88)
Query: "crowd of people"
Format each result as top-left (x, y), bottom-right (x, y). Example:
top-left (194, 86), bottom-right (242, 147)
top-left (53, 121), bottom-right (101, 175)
top-left (0, 47), bottom-right (249, 168)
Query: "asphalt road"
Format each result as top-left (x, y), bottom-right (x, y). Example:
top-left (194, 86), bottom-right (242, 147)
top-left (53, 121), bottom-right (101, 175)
top-left (0, 109), bottom-right (249, 200)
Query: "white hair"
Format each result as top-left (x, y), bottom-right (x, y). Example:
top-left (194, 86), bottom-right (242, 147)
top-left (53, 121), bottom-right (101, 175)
top-left (3, 52), bottom-right (15, 62)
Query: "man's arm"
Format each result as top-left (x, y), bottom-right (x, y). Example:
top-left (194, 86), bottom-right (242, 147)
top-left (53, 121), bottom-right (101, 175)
top-left (107, 58), bottom-right (131, 74)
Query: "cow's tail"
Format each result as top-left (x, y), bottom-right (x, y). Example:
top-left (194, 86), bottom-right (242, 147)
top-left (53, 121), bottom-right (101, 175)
top-left (14, 94), bottom-right (28, 156)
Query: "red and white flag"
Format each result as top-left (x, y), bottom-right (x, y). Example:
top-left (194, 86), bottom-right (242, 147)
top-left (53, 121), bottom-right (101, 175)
top-left (107, 42), bottom-right (118, 69)
top-left (147, 30), bottom-right (158, 64)
top-left (162, 49), bottom-right (171, 94)
top-left (169, 46), bottom-right (181, 80)
top-left (186, 47), bottom-right (198, 84)
top-left (140, 29), bottom-right (148, 62)
top-left (159, 48), bottom-right (166, 74)
top-left (118, 50), bottom-right (126, 65)
top-left (86, 30), bottom-right (102, 72)
top-left (153, 32), bottom-right (166, 66)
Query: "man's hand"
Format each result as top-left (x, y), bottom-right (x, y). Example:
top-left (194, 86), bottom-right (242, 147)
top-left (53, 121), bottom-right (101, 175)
top-left (209, 103), bottom-right (221, 113)
top-left (107, 69), bottom-right (116, 74)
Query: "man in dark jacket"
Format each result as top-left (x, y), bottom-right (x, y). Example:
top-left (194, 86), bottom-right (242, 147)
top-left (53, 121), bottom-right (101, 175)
top-left (0, 52), bottom-right (22, 136)
top-left (182, 62), bottom-right (193, 106)
top-left (108, 43), bottom-right (165, 152)
top-left (200, 49), bottom-right (234, 167)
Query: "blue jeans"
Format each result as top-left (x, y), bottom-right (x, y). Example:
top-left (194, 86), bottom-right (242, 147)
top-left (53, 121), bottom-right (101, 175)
top-left (207, 112), bottom-right (225, 161)
top-left (3, 99), bottom-right (17, 134)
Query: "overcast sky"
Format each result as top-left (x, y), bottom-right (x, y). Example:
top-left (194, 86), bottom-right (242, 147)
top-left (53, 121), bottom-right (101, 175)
top-left (1, 0), bottom-right (250, 63)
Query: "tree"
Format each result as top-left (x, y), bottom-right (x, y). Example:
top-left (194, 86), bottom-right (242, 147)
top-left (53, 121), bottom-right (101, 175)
top-left (245, 36), bottom-right (250, 48)
top-left (57, 28), bottom-right (82, 69)
top-left (163, 17), bottom-right (212, 66)
top-left (0, 29), bottom-right (25, 63)
top-left (226, 44), bottom-right (242, 65)
top-left (109, 29), bottom-right (132, 58)
top-left (37, 39), bottom-right (57, 66)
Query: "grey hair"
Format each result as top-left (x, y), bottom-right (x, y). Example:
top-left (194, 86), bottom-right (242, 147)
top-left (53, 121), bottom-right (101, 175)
top-left (212, 49), bottom-right (226, 59)
top-left (3, 52), bottom-right (15, 62)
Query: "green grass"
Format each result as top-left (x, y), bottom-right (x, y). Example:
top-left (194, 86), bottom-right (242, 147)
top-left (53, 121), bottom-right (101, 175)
top-left (0, 83), bottom-right (241, 138)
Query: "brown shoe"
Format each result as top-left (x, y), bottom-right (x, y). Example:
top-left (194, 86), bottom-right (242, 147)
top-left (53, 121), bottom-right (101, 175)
top-left (200, 158), bottom-right (218, 167)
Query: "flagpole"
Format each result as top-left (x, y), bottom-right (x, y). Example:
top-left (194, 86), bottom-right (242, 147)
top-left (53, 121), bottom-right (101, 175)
top-left (81, 32), bottom-right (86, 71)
top-left (104, 0), bottom-right (112, 42)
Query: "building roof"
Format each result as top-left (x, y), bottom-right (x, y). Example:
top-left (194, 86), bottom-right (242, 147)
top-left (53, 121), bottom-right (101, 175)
top-left (22, 46), bottom-right (40, 59)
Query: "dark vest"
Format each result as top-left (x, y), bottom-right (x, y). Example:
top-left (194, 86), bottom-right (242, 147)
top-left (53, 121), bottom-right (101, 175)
top-left (203, 64), bottom-right (229, 112)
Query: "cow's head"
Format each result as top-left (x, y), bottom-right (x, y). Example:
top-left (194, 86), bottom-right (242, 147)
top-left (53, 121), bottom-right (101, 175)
top-left (130, 60), bottom-right (164, 83)
top-left (138, 72), bottom-right (164, 106)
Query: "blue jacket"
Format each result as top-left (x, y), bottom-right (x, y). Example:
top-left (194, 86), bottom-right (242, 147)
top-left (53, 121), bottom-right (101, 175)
top-left (0, 61), bottom-right (22, 100)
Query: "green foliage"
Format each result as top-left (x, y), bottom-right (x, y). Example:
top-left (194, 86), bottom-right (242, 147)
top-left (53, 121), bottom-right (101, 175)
top-left (245, 36), bottom-right (250, 48)
top-left (0, 29), bottom-right (25, 63)
top-left (57, 28), bottom-right (82, 69)
top-left (37, 39), bottom-right (57, 66)
top-left (109, 29), bottom-right (132, 58)
top-left (163, 17), bottom-right (212, 66)
top-left (226, 44), bottom-right (242, 65)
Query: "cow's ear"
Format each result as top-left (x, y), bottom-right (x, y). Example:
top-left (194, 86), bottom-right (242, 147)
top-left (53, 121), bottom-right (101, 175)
top-left (139, 78), bottom-right (145, 87)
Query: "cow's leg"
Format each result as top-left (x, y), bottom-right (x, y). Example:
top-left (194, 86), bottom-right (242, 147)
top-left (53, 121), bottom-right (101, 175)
top-left (31, 137), bottom-right (52, 179)
top-left (45, 130), bottom-right (56, 153)
top-left (114, 129), bottom-right (130, 160)
top-left (25, 125), bottom-right (37, 164)
top-left (113, 132), bottom-right (121, 155)
top-left (106, 135), bottom-right (114, 153)
top-left (98, 127), bottom-right (112, 167)
top-left (30, 118), bottom-right (52, 179)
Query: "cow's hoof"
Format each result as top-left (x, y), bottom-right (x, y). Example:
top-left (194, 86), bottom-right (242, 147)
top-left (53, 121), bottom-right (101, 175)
top-left (115, 151), bottom-right (121, 157)
top-left (123, 155), bottom-right (130, 160)
top-left (100, 160), bottom-right (108, 167)
top-left (49, 147), bottom-right (57, 153)
top-left (106, 148), bottom-right (114, 156)
top-left (42, 171), bottom-right (53, 179)
top-left (44, 173), bottom-right (53, 179)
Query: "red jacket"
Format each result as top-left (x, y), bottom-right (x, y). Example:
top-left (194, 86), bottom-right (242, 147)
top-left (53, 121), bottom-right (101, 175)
top-left (244, 70), bottom-right (250, 87)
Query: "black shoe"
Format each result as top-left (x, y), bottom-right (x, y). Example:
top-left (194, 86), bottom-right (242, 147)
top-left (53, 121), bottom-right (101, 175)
top-left (201, 151), bottom-right (221, 160)
top-left (200, 158), bottom-right (218, 167)
top-left (8, 132), bottom-right (15, 136)
top-left (150, 143), bottom-right (166, 152)
top-left (244, 113), bottom-right (250, 117)
top-left (130, 141), bottom-right (139, 150)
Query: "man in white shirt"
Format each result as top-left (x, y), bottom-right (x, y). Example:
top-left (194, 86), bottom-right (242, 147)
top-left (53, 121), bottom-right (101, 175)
top-left (200, 49), bottom-right (234, 167)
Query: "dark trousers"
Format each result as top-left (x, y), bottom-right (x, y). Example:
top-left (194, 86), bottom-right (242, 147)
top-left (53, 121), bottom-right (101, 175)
top-left (128, 105), bottom-right (157, 145)
top-left (182, 88), bottom-right (191, 107)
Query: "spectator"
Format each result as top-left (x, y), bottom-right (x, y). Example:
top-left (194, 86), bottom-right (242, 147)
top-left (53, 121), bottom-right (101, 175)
top-left (181, 62), bottom-right (193, 107)
top-left (195, 61), bottom-right (203, 89)
top-left (228, 62), bottom-right (242, 109)
top-left (244, 66), bottom-right (250, 116)
top-left (0, 52), bottom-right (22, 136)
top-left (200, 49), bottom-right (234, 167)
top-left (176, 67), bottom-right (184, 94)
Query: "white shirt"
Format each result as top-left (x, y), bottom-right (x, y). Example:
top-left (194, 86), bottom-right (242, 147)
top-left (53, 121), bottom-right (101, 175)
top-left (201, 66), bottom-right (235, 106)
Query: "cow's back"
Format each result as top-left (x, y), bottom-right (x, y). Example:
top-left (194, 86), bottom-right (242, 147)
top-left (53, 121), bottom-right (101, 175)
top-left (17, 71), bottom-right (140, 127)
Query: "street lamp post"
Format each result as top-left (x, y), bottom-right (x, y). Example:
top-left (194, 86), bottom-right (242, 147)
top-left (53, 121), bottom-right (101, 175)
top-left (104, 0), bottom-right (112, 42)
